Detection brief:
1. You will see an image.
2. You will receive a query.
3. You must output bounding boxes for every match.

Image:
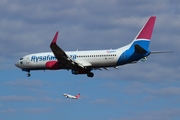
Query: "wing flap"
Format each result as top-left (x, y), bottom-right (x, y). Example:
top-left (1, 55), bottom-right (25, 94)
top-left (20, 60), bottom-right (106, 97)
top-left (75, 60), bottom-right (92, 67)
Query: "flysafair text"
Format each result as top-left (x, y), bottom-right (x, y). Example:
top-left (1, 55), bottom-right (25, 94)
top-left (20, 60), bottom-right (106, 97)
top-left (31, 54), bottom-right (77, 62)
top-left (31, 55), bottom-right (56, 62)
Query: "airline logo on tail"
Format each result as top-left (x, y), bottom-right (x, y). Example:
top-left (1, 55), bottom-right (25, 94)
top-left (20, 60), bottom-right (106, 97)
top-left (135, 16), bottom-right (156, 40)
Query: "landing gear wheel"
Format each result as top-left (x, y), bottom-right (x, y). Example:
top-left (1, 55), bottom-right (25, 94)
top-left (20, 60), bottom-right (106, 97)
top-left (87, 72), bottom-right (94, 77)
top-left (27, 73), bottom-right (31, 77)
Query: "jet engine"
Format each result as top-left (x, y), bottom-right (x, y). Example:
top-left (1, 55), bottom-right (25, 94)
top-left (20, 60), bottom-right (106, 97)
top-left (72, 69), bottom-right (94, 77)
top-left (71, 69), bottom-right (89, 74)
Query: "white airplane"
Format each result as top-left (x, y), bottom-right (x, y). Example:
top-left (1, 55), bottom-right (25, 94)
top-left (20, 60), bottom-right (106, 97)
top-left (15, 16), bottom-right (169, 77)
top-left (63, 93), bottom-right (80, 99)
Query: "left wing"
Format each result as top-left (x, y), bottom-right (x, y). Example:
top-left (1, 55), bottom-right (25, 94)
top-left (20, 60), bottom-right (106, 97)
top-left (50, 32), bottom-right (88, 69)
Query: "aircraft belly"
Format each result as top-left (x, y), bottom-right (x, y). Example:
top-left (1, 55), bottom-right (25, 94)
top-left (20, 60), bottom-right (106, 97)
top-left (23, 61), bottom-right (46, 69)
top-left (89, 58), bottom-right (117, 67)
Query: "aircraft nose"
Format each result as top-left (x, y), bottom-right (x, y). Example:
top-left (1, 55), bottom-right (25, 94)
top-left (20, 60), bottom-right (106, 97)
top-left (15, 61), bottom-right (20, 68)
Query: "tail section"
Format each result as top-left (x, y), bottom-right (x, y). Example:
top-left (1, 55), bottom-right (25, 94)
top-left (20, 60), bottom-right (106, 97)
top-left (131, 16), bottom-right (156, 52)
top-left (135, 16), bottom-right (156, 40)
top-left (75, 93), bottom-right (80, 99)
top-left (117, 16), bottom-right (156, 65)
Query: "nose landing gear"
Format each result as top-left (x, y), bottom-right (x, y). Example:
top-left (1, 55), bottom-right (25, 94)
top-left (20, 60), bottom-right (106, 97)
top-left (26, 71), bottom-right (31, 77)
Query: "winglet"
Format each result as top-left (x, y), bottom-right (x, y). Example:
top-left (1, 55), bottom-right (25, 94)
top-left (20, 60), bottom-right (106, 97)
top-left (51, 32), bottom-right (59, 44)
top-left (135, 16), bottom-right (156, 40)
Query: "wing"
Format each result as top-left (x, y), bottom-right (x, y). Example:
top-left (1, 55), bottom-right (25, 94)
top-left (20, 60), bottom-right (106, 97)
top-left (50, 32), bottom-right (88, 69)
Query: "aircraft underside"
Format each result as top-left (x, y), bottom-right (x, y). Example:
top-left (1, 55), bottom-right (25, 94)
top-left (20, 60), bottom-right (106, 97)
top-left (23, 68), bottom-right (95, 77)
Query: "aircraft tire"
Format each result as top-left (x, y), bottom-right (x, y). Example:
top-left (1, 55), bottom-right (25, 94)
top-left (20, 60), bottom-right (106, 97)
top-left (27, 73), bottom-right (31, 77)
top-left (87, 72), bottom-right (94, 77)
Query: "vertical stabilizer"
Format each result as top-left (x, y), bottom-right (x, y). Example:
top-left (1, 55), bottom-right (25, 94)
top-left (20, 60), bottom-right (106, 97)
top-left (128, 16), bottom-right (156, 51)
top-left (75, 93), bottom-right (80, 99)
top-left (135, 16), bottom-right (156, 40)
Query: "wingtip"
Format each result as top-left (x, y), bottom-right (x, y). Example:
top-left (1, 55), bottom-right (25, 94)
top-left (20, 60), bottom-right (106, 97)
top-left (51, 31), bottom-right (59, 44)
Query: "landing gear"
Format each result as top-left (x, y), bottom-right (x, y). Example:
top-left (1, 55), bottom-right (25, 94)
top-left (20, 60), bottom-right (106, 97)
top-left (87, 72), bottom-right (94, 77)
top-left (26, 71), bottom-right (31, 77)
top-left (71, 69), bottom-right (94, 77)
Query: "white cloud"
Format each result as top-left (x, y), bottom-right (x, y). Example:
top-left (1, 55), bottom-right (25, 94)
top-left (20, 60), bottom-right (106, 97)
top-left (0, 109), bottom-right (17, 114)
top-left (22, 107), bottom-right (53, 114)
top-left (91, 98), bottom-right (116, 105)
top-left (117, 108), bottom-right (180, 120)
top-left (3, 79), bottom-right (43, 87)
top-left (101, 83), bottom-right (119, 90)
top-left (0, 95), bottom-right (35, 101)
top-left (146, 87), bottom-right (180, 96)
top-left (38, 97), bottom-right (54, 102)
top-left (122, 82), bottom-right (180, 97)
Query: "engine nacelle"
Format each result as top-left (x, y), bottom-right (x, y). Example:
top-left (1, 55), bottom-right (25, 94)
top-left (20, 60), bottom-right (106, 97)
top-left (72, 69), bottom-right (89, 74)
top-left (45, 61), bottom-right (61, 70)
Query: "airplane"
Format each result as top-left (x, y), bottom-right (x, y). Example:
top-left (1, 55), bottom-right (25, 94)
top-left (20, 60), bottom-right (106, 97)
top-left (15, 16), bottom-right (171, 77)
top-left (63, 93), bottom-right (80, 99)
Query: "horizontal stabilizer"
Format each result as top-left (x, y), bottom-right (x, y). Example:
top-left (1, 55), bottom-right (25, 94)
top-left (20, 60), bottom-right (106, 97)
top-left (150, 51), bottom-right (173, 54)
top-left (134, 44), bottom-right (147, 53)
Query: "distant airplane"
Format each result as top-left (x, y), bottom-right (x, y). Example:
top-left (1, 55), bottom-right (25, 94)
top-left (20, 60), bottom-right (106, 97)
top-left (63, 93), bottom-right (80, 99)
top-left (15, 16), bottom-right (171, 77)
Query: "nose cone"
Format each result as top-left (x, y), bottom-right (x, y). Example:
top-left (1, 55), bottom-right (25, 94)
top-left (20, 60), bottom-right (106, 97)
top-left (15, 61), bottom-right (20, 68)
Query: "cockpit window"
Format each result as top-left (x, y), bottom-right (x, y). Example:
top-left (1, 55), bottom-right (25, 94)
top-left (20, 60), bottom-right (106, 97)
top-left (20, 58), bottom-right (23, 60)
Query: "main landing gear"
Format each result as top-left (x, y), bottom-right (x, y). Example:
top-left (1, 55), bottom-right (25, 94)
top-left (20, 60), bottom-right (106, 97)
top-left (71, 69), bottom-right (94, 78)
top-left (25, 70), bottom-right (94, 77)
top-left (87, 72), bottom-right (94, 77)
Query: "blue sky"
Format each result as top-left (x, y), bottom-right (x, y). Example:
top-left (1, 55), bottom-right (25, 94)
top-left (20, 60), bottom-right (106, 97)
top-left (1, 0), bottom-right (180, 120)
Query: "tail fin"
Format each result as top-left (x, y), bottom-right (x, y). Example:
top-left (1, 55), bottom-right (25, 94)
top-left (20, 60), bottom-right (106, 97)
top-left (135, 16), bottom-right (156, 40)
top-left (75, 93), bottom-right (80, 99)
top-left (131, 16), bottom-right (156, 52)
